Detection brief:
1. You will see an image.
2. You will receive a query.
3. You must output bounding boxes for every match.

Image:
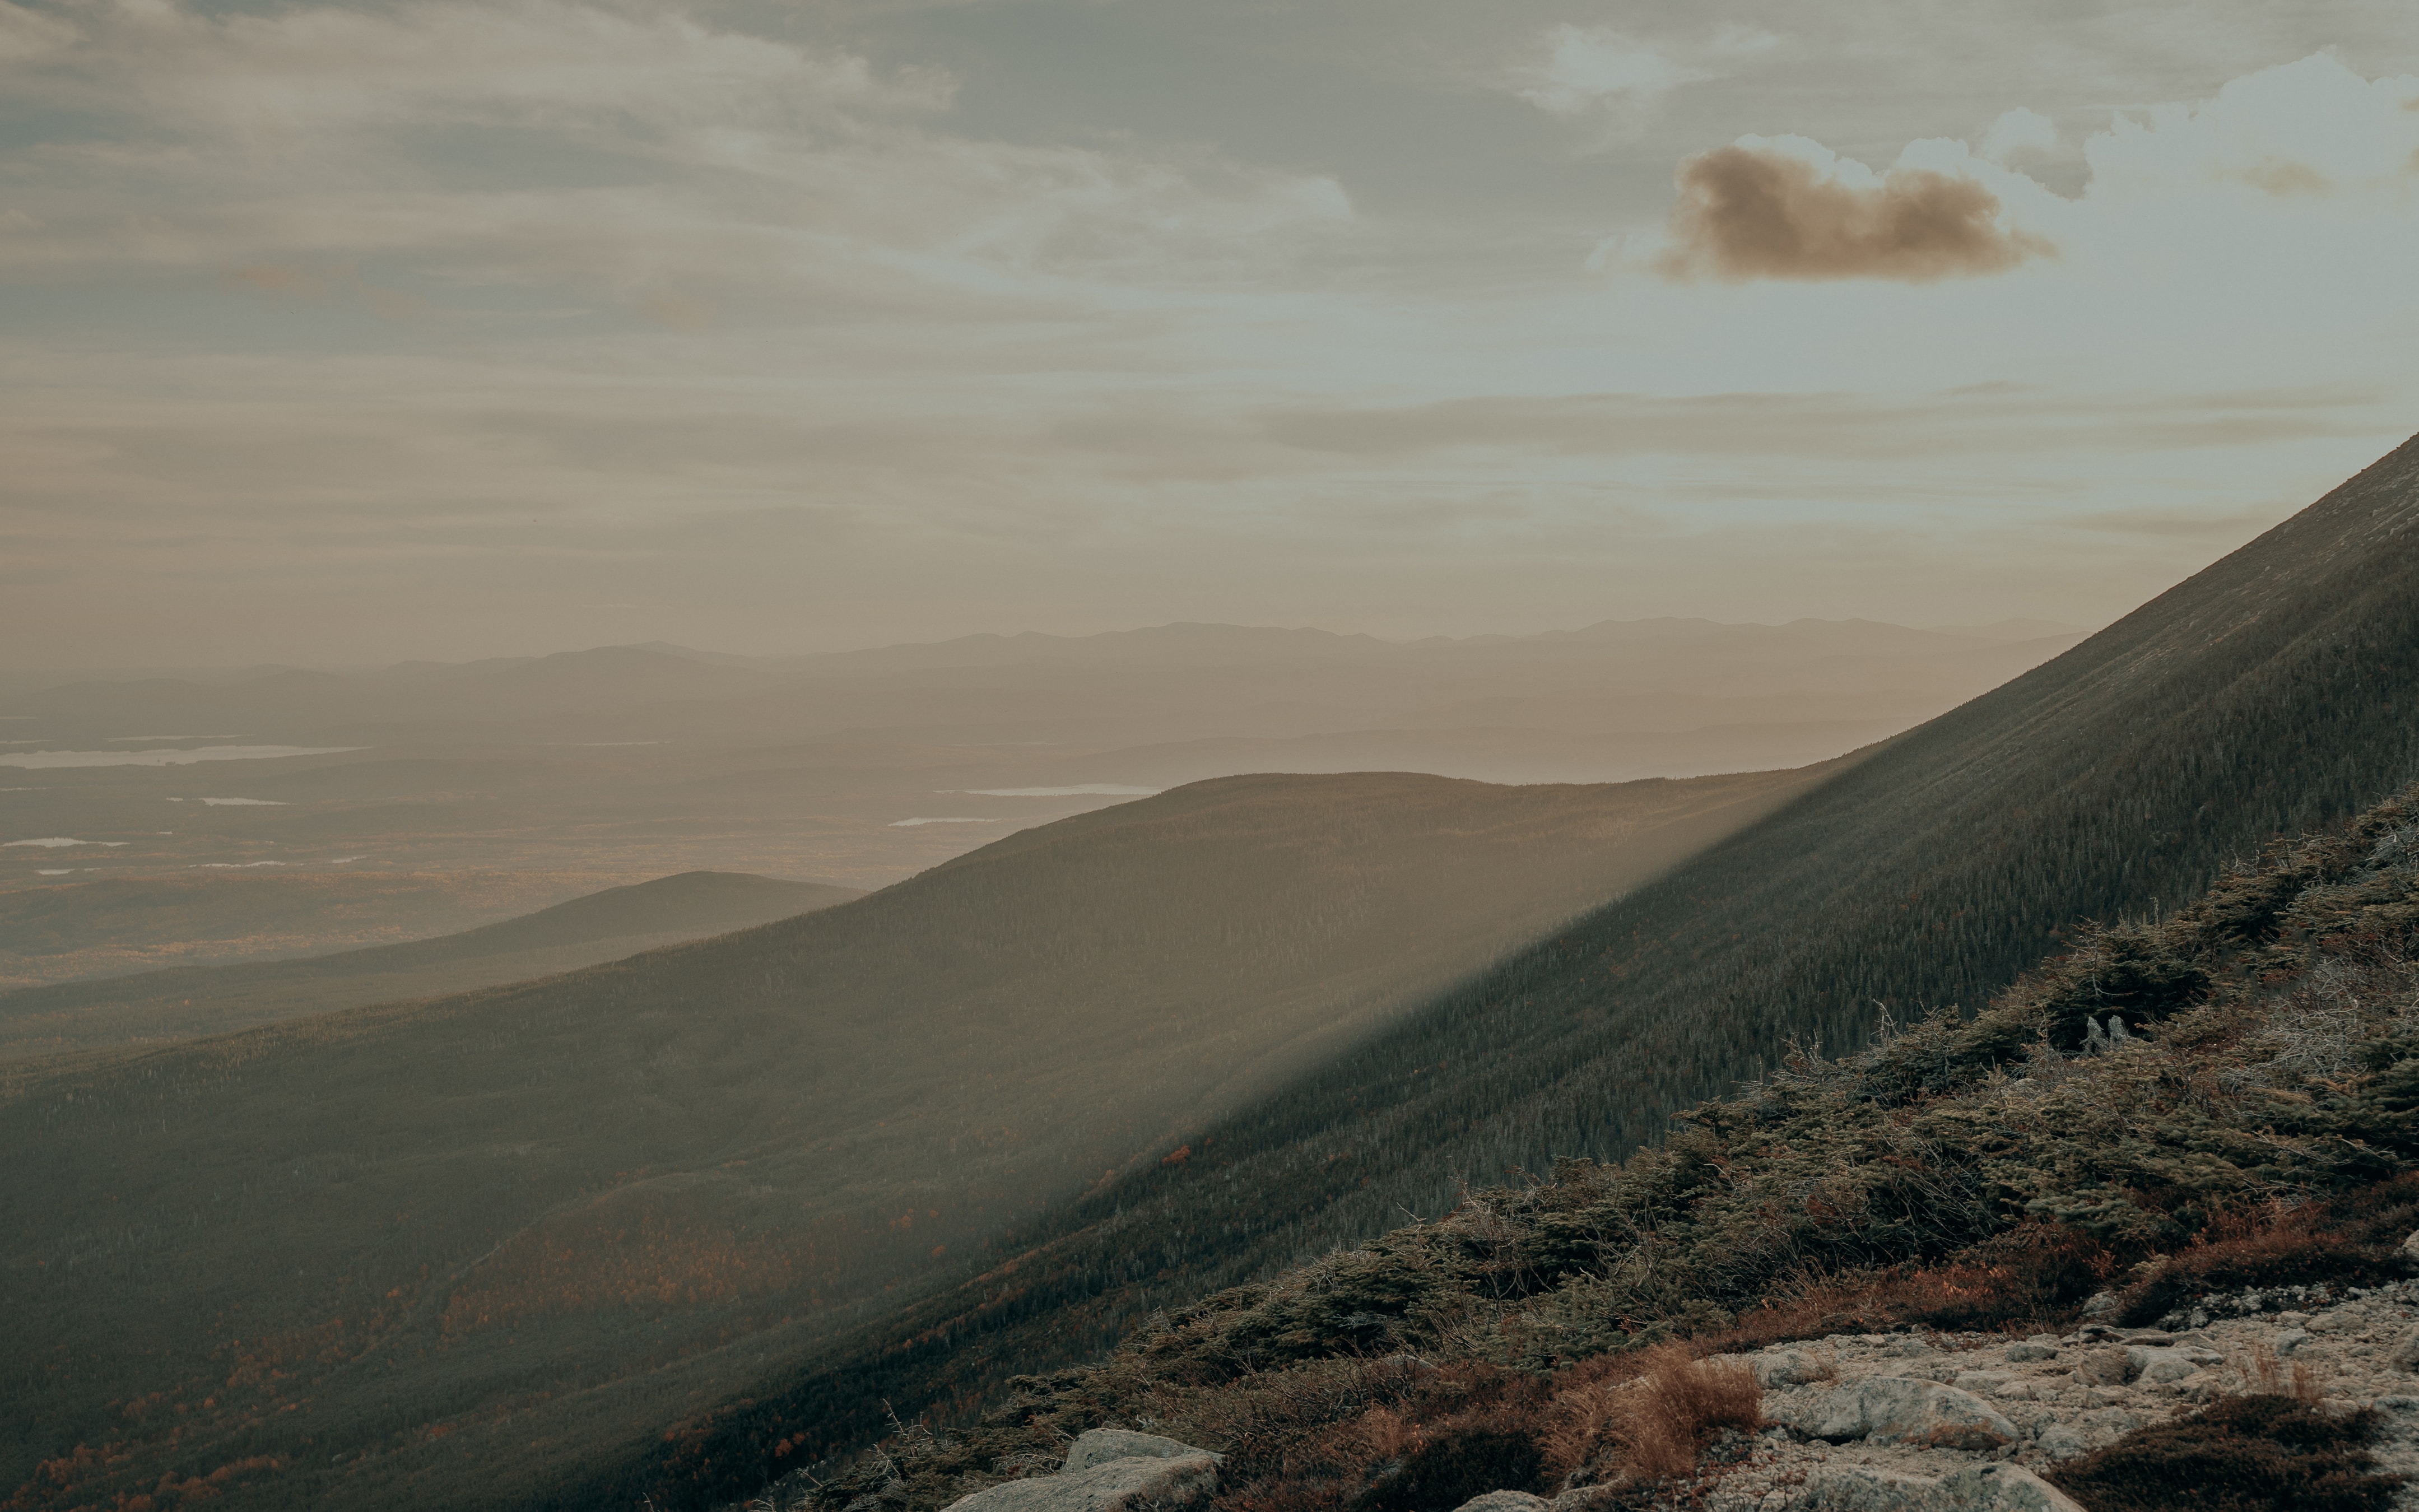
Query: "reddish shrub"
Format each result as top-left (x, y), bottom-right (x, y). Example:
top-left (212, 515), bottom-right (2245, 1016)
top-left (2047, 1394), bottom-right (2399, 1511)
top-left (2115, 1181), bottom-right (2419, 1328)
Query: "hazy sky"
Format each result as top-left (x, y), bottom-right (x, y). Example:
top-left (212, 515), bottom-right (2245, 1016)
top-left (4, 1), bottom-right (2417, 667)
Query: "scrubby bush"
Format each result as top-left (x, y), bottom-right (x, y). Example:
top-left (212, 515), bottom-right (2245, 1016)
top-left (2047, 1394), bottom-right (2399, 1512)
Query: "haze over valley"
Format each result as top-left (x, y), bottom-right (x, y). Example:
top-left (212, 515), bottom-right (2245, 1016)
top-left (7, 4), bottom-right (2419, 1511)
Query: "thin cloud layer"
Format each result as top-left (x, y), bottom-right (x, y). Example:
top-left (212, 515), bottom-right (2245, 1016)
top-left (1657, 138), bottom-right (2055, 282)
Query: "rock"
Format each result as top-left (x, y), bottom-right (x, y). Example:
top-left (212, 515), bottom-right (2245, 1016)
top-left (1775, 1377), bottom-right (2020, 1450)
top-left (1060, 1430), bottom-right (1207, 1474)
top-left (2401, 1227), bottom-right (2419, 1261)
top-left (2277, 1311), bottom-right (2313, 1327)
top-left (2306, 1313), bottom-right (2348, 1334)
top-left (2076, 1407), bottom-right (2142, 1435)
top-left (2389, 1327), bottom-right (2419, 1371)
top-left (1953, 1371), bottom-right (2009, 1394)
top-left (942, 1445), bottom-right (1221, 1512)
top-left (2079, 1291), bottom-right (2119, 1319)
top-left (1797, 1466), bottom-right (1941, 1510)
top-left (2004, 1342), bottom-right (2058, 1364)
top-left (1753, 1348), bottom-right (1834, 1388)
top-left (2032, 1422), bottom-right (2092, 1460)
top-left (2069, 1347), bottom-right (2130, 1386)
top-left (1452, 1495), bottom-right (1547, 1512)
top-left (1889, 1358), bottom-right (1964, 1385)
top-left (1932, 1464), bottom-right (2089, 1511)
top-left (2276, 1329), bottom-right (2313, 1357)
top-left (2125, 1347), bottom-right (2203, 1384)
top-left (2116, 1330), bottom-right (2174, 1346)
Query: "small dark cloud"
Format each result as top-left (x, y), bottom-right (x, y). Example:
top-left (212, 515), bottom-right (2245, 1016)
top-left (1657, 143), bottom-right (2054, 283)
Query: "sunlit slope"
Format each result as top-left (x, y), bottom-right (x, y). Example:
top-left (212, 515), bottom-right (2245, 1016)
top-left (705, 431), bottom-right (2419, 1493)
top-left (0, 766), bottom-right (1816, 1511)
top-left (0, 871), bottom-right (860, 1058)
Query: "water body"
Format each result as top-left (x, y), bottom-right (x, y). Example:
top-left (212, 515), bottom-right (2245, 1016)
top-left (0, 745), bottom-right (364, 769)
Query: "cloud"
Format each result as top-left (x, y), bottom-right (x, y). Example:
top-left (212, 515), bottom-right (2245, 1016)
top-left (1653, 136), bottom-right (2056, 282)
top-left (0, 0), bottom-right (1355, 300)
top-left (2084, 53), bottom-right (2419, 201)
top-left (1516, 27), bottom-right (1706, 118)
top-left (1981, 108), bottom-right (2059, 163)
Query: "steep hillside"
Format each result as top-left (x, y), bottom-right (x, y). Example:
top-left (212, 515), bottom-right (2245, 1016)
top-left (0, 872), bottom-right (860, 1058)
top-left (0, 767), bottom-right (1812, 1512)
top-left (774, 780), bottom-right (2419, 1512)
top-left (697, 430), bottom-right (2419, 1490)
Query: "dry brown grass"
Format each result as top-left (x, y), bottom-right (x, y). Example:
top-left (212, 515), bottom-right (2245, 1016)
top-left (1542, 1344), bottom-right (1762, 1484)
top-left (2229, 1341), bottom-right (2322, 1404)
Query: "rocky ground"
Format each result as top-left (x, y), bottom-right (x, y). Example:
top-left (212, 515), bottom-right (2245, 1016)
top-left (1595, 1274), bottom-right (2419, 1509)
top-left (923, 1279), bottom-right (2419, 1512)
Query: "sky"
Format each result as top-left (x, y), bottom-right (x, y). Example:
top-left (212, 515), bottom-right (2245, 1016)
top-left (3, 0), bottom-right (2417, 667)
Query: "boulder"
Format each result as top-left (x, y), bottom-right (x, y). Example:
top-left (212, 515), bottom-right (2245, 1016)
top-left (2390, 1327), bottom-right (2419, 1371)
top-left (2274, 1329), bottom-right (2313, 1357)
top-left (1888, 1359), bottom-right (1964, 1385)
top-left (1774, 1378), bottom-right (2018, 1450)
top-left (2067, 1347), bottom-right (2130, 1386)
top-left (2124, 1347), bottom-right (2205, 1385)
top-left (1930, 1464), bottom-right (2088, 1511)
top-left (2031, 1422), bottom-right (2092, 1460)
top-left (1797, 1466), bottom-right (1941, 1510)
top-left (941, 1440), bottom-right (1221, 1512)
top-left (2003, 1341), bottom-right (2058, 1364)
top-left (1789, 1463), bottom-right (2088, 1511)
top-left (1060, 1430), bottom-right (1206, 1475)
top-left (1452, 1495), bottom-right (1548, 1512)
top-left (1752, 1349), bottom-right (1834, 1388)
top-left (2401, 1227), bottom-right (2419, 1261)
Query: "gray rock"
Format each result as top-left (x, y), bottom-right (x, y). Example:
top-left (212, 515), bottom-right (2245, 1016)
top-left (1060, 1430), bottom-right (1207, 1475)
top-left (2076, 1407), bottom-right (2142, 1435)
top-left (1931, 1464), bottom-right (2089, 1511)
top-left (2004, 1342), bottom-right (2058, 1364)
top-left (1888, 1358), bottom-right (1965, 1385)
top-left (2079, 1291), bottom-right (2120, 1319)
top-left (2390, 1327), bottom-right (2419, 1371)
top-left (942, 1449), bottom-right (1221, 1512)
top-left (2276, 1329), bottom-right (2313, 1357)
top-left (2126, 1347), bottom-right (2203, 1385)
top-left (1753, 1349), bottom-right (1835, 1388)
top-left (1797, 1466), bottom-right (1941, 1510)
top-left (2401, 1227), bottom-right (2419, 1261)
top-left (1453, 1495), bottom-right (1548, 1512)
top-left (2068, 1347), bottom-right (2131, 1386)
top-left (1774, 1377), bottom-right (2020, 1450)
top-left (2031, 1422), bottom-right (2093, 1460)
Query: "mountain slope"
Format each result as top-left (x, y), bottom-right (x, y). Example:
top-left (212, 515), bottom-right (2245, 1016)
top-left (0, 766), bottom-right (1815, 1512)
top-left (0, 871), bottom-right (861, 1058)
top-left (686, 430), bottom-right (2419, 1497)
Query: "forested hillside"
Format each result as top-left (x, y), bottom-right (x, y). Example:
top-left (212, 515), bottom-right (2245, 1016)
top-left (682, 429), bottom-right (2419, 1497)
